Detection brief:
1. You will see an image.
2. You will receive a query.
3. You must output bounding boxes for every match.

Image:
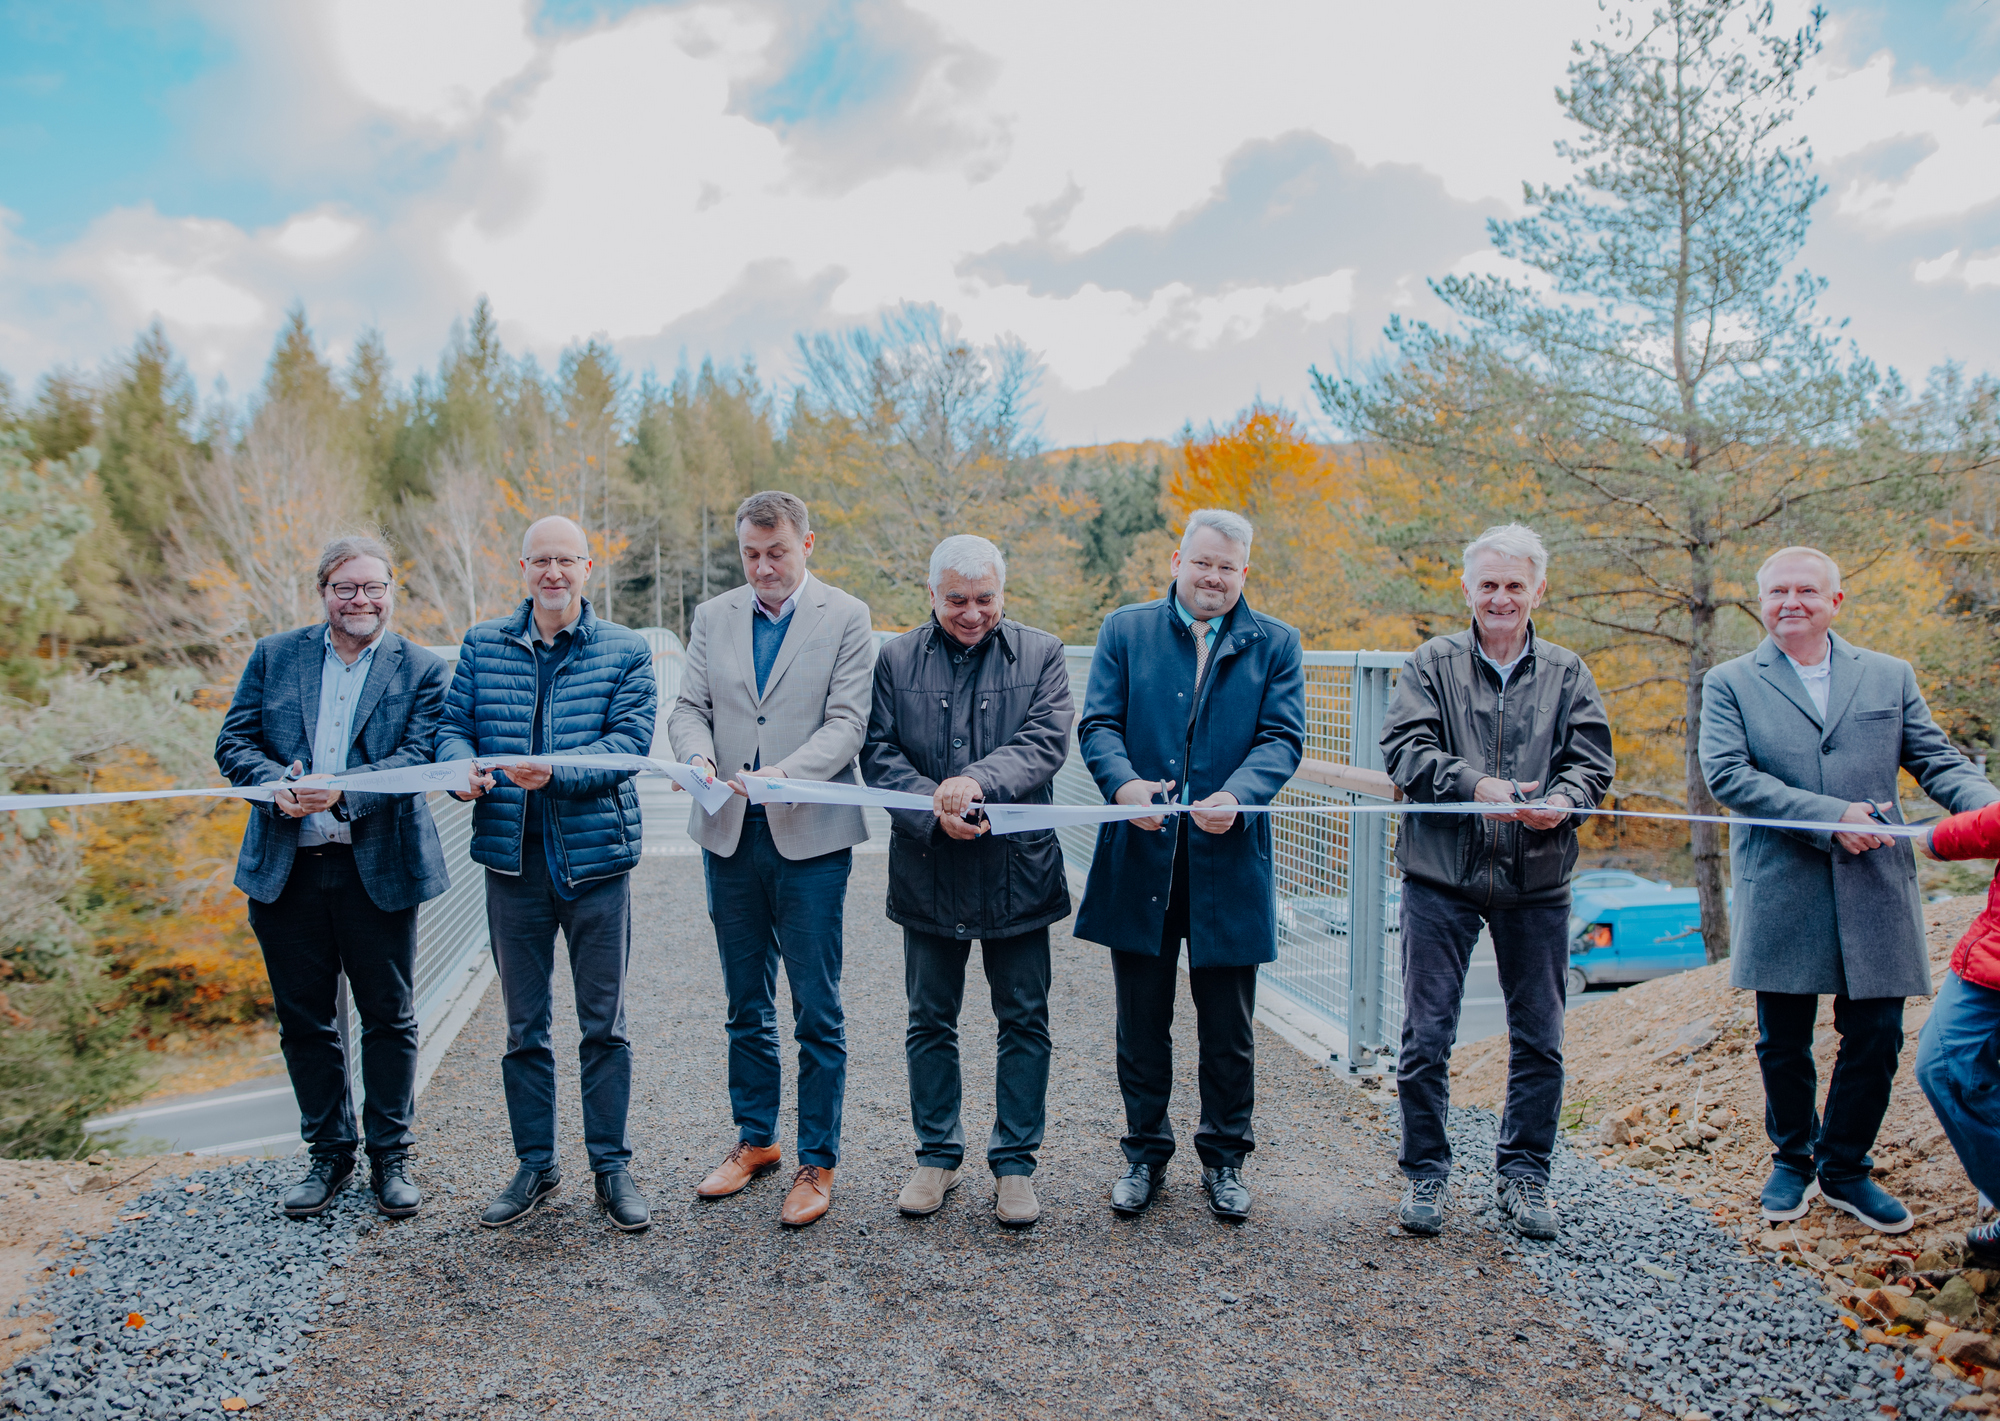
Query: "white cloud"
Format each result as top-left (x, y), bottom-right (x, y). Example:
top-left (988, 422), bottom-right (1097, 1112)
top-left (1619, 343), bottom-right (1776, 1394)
top-left (273, 211), bottom-right (362, 261)
top-left (1808, 43), bottom-right (2000, 229)
top-left (325, 0), bottom-right (537, 126)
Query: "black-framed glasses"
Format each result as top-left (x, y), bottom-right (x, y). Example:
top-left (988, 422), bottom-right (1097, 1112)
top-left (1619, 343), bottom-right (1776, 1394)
top-left (526, 556), bottom-right (585, 571)
top-left (328, 582), bottom-right (391, 600)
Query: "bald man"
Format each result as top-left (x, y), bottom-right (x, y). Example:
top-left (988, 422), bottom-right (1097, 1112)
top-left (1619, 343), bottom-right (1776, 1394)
top-left (437, 515), bottom-right (659, 1233)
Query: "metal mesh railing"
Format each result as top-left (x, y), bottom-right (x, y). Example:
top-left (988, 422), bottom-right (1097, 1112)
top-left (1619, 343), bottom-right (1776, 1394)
top-left (1053, 647), bottom-right (1406, 1061)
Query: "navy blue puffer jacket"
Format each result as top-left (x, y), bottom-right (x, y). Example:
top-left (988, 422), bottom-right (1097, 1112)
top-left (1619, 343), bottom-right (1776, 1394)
top-left (435, 599), bottom-right (657, 887)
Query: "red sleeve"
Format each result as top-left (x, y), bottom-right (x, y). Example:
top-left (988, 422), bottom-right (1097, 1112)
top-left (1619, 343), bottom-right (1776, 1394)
top-left (1931, 800), bottom-right (2000, 861)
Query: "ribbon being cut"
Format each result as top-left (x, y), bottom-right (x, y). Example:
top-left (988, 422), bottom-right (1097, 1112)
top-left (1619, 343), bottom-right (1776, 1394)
top-left (0, 758), bottom-right (1934, 838)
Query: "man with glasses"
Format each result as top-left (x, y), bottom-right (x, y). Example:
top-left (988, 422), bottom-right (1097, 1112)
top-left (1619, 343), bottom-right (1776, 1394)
top-left (440, 515), bottom-right (658, 1233)
top-left (215, 536), bottom-right (453, 1219)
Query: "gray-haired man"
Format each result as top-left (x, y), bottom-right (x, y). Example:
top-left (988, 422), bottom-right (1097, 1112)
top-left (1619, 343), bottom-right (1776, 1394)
top-left (861, 536), bottom-right (1074, 1229)
top-left (1379, 523), bottom-right (1614, 1240)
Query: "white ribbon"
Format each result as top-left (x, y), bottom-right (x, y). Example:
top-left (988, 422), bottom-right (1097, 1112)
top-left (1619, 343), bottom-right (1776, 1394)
top-left (0, 759), bottom-right (1936, 842)
top-left (0, 754), bottom-right (736, 817)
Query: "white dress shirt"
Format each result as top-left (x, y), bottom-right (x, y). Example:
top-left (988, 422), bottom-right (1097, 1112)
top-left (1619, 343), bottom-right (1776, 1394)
top-left (1783, 638), bottom-right (1833, 718)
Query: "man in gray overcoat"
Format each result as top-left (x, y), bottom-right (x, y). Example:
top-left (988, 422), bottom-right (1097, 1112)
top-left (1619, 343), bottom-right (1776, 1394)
top-left (1700, 546), bottom-right (1998, 1232)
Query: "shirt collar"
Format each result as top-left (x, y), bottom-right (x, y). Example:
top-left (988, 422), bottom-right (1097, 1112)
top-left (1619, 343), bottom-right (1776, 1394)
top-left (754, 576), bottom-right (806, 623)
top-left (1783, 636), bottom-right (1833, 678)
top-left (1471, 621), bottom-right (1535, 674)
top-left (323, 626), bottom-right (385, 663)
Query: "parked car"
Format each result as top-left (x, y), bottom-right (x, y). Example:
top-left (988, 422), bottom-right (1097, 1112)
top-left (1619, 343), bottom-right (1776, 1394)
top-left (1571, 868), bottom-right (1671, 894)
top-left (1567, 885), bottom-right (1714, 996)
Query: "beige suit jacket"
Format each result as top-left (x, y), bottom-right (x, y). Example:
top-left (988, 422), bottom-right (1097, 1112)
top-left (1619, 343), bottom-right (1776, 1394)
top-left (667, 574), bottom-right (875, 859)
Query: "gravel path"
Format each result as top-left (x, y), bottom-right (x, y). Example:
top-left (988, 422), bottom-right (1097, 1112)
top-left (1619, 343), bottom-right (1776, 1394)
top-left (250, 856), bottom-right (1622, 1420)
top-left (20, 855), bottom-right (1953, 1420)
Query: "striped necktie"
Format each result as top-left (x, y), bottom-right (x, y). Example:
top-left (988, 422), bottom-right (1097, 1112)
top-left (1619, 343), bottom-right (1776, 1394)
top-left (1191, 618), bottom-right (1213, 688)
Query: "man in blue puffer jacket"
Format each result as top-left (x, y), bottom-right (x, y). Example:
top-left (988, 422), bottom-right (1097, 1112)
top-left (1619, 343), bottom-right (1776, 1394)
top-left (436, 515), bottom-right (658, 1233)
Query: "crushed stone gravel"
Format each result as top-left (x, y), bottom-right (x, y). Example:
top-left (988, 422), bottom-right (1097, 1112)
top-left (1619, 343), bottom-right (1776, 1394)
top-left (3, 1158), bottom-right (374, 1418)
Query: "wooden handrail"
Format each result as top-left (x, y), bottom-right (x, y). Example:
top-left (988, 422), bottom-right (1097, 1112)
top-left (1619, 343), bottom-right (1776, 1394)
top-left (1295, 758), bottom-right (1402, 801)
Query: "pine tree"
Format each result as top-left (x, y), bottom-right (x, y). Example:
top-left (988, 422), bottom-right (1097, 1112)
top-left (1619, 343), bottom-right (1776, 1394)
top-left (96, 325), bottom-right (199, 568)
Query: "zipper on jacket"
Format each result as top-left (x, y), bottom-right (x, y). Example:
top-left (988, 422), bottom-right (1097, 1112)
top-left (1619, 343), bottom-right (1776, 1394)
top-left (1486, 664), bottom-right (1507, 909)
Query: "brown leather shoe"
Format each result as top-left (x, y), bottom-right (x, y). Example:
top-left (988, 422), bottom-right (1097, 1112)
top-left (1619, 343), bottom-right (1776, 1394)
top-left (695, 1141), bottom-right (781, 1199)
top-left (780, 1165), bottom-right (835, 1227)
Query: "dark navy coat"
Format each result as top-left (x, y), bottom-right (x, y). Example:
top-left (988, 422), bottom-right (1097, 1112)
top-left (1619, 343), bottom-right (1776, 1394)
top-left (215, 626), bottom-right (452, 913)
top-left (434, 599), bottom-right (657, 888)
top-left (1073, 594), bottom-right (1305, 967)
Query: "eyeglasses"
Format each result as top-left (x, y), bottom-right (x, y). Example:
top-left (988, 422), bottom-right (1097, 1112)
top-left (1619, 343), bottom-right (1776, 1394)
top-left (526, 556), bottom-right (585, 571)
top-left (327, 582), bottom-right (390, 600)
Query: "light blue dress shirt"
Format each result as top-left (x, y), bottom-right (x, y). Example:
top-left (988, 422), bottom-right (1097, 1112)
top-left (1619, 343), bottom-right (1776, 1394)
top-left (297, 629), bottom-right (382, 847)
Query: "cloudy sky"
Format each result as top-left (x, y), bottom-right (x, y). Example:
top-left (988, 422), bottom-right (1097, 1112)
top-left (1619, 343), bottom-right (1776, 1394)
top-left (3, 0), bottom-right (2000, 445)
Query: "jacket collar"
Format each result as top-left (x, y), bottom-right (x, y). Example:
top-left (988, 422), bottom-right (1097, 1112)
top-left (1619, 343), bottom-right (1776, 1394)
top-left (1753, 631), bottom-right (1863, 735)
top-left (924, 616), bottom-right (1016, 664)
top-left (734, 574), bottom-right (828, 705)
top-left (502, 597), bottom-right (598, 648)
top-left (1162, 591), bottom-right (1265, 657)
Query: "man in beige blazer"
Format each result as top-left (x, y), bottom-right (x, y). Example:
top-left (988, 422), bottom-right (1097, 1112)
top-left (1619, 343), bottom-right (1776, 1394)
top-left (667, 490), bottom-right (875, 1228)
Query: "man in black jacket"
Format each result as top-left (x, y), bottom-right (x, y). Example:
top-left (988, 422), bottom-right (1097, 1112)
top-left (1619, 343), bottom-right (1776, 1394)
top-left (861, 535), bottom-right (1074, 1229)
top-left (1379, 523), bottom-right (1614, 1241)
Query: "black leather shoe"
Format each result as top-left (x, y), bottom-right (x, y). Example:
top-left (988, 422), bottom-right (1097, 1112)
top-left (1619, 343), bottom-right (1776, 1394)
top-left (1110, 1162), bottom-right (1162, 1216)
top-left (1201, 1166), bottom-right (1251, 1220)
top-left (595, 1169), bottom-right (651, 1232)
top-left (480, 1166), bottom-right (561, 1228)
top-left (370, 1154), bottom-right (422, 1218)
top-left (283, 1155), bottom-right (354, 1218)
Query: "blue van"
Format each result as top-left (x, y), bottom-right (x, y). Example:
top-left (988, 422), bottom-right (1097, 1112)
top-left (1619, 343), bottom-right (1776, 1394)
top-left (1567, 884), bottom-right (1711, 995)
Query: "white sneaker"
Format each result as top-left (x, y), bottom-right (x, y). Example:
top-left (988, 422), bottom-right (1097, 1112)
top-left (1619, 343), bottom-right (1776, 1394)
top-left (896, 1165), bottom-right (961, 1216)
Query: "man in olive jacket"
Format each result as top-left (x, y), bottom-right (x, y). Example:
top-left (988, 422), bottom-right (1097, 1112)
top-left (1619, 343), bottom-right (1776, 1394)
top-left (861, 535), bottom-right (1074, 1230)
top-left (1380, 524), bottom-right (1614, 1242)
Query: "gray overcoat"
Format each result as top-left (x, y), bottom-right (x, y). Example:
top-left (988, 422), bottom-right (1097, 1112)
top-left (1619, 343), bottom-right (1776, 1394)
top-left (1698, 633), bottom-right (1997, 999)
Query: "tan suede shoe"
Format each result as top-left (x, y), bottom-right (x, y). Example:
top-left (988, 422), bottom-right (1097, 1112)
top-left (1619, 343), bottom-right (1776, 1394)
top-left (781, 1165), bottom-right (835, 1227)
top-left (995, 1174), bottom-right (1040, 1229)
top-left (695, 1141), bottom-right (781, 1199)
top-left (896, 1165), bottom-right (962, 1217)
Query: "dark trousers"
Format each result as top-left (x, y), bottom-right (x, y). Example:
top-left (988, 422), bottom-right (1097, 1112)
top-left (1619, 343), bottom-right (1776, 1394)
top-left (1397, 877), bottom-right (1569, 1184)
top-left (246, 845), bottom-right (418, 1162)
top-left (485, 851), bottom-right (633, 1175)
top-left (1112, 824), bottom-right (1258, 1170)
top-left (1756, 990), bottom-right (1904, 1186)
top-left (703, 814), bottom-right (852, 1169)
top-left (1916, 972), bottom-right (2000, 1207)
top-left (904, 927), bottom-right (1052, 1178)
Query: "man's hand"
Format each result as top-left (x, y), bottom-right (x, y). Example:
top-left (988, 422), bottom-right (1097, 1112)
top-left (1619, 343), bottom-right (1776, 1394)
top-left (1189, 790), bottom-right (1240, 834)
top-left (937, 811), bottom-right (987, 841)
top-left (1114, 778), bottom-right (1176, 832)
top-left (1517, 793), bottom-right (1573, 831)
top-left (288, 776), bottom-right (343, 816)
top-left (454, 765), bottom-right (497, 801)
top-left (504, 761), bottom-right (553, 792)
top-left (273, 761), bottom-right (312, 818)
top-left (1833, 800), bottom-right (1895, 855)
top-left (934, 775), bottom-right (984, 819)
top-left (1473, 776), bottom-right (1539, 823)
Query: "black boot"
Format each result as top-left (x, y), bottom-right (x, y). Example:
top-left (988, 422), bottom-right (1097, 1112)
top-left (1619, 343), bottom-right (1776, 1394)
top-left (370, 1154), bottom-right (422, 1218)
top-left (595, 1169), bottom-right (651, 1232)
top-left (480, 1166), bottom-right (561, 1228)
top-left (283, 1155), bottom-right (355, 1218)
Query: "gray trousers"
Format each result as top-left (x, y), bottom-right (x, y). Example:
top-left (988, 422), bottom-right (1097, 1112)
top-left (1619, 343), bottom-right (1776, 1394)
top-left (904, 927), bottom-right (1052, 1178)
top-left (485, 852), bottom-right (633, 1175)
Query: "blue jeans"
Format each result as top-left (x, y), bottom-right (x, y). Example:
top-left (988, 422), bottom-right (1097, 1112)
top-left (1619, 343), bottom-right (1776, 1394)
top-left (485, 855), bottom-right (633, 1175)
top-left (1917, 972), bottom-right (2000, 1204)
top-left (1755, 991), bottom-right (1903, 1186)
top-left (1397, 878), bottom-right (1570, 1184)
top-left (703, 814), bottom-right (852, 1170)
top-left (905, 927), bottom-right (1051, 1178)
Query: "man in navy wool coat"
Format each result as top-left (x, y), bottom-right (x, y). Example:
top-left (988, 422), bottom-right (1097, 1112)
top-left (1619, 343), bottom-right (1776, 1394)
top-left (1074, 508), bottom-right (1306, 1222)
